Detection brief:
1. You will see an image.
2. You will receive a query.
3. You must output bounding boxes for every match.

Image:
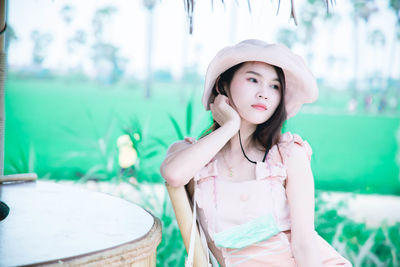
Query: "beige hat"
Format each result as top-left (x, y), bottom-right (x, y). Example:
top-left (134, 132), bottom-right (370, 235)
top-left (202, 39), bottom-right (318, 119)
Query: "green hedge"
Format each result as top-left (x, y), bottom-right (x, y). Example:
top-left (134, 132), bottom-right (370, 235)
top-left (5, 76), bottom-right (400, 194)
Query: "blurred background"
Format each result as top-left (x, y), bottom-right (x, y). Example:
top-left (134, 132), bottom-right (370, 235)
top-left (5, 0), bottom-right (400, 266)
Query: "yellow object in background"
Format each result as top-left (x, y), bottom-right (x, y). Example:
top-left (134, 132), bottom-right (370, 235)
top-left (117, 135), bottom-right (138, 168)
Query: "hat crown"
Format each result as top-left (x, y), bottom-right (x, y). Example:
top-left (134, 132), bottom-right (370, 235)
top-left (237, 39), bottom-right (269, 47)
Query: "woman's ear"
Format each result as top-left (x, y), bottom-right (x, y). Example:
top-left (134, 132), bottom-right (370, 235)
top-left (216, 77), bottom-right (228, 96)
top-left (215, 76), bottom-right (222, 95)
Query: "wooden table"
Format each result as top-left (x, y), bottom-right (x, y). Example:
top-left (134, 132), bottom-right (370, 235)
top-left (0, 181), bottom-right (162, 266)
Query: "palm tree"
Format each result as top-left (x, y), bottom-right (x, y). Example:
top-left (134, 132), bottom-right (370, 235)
top-left (367, 29), bottom-right (386, 88)
top-left (143, 0), bottom-right (156, 99)
top-left (182, 0), bottom-right (302, 34)
top-left (349, 0), bottom-right (378, 99)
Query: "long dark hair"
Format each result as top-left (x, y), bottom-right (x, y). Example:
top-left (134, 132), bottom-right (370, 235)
top-left (200, 61), bottom-right (287, 152)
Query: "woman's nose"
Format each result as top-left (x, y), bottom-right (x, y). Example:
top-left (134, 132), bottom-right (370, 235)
top-left (257, 93), bottom-right (268, 100)
top-left (256, 82), bottom-right (270, 100)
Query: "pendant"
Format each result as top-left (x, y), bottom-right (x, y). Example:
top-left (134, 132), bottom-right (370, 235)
top-left (228, 168), bottom-right (234, 177)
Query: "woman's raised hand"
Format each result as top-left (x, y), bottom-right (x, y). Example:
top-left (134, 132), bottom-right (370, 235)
top-left (210, 94), bottom-right (240, 132)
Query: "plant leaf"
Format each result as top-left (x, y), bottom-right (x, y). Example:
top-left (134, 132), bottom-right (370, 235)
top-left (150, 136), bottom-right (169, 148)
top-left (143, 150), bottom-right (158, 159)
top-left (186, 99), bottom-right (192, 135)
top-left (168, 113), bottom-right (184, 139)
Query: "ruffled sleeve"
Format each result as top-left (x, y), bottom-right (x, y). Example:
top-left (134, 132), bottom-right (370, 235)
top-left (278, 132), bottom-right (313, 161)
top-left (255, 161), bottom-right (287, 182)
top-left (194, 159), bottom-right (218, 182)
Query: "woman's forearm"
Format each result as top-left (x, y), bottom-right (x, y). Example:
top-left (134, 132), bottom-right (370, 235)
top-left (292, 241), bottom-right (322, 267)
top-left (160, 122), bottom-right (238, 186)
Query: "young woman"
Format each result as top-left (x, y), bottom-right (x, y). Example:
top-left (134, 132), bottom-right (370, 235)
top-left (161, 39), bottom-right (352, 267)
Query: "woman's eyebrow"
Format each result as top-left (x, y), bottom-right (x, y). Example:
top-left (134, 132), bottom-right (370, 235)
top-left (245, 71), bottom-right (262, 76)
top-left (246, 71), bottom-right (280, 82)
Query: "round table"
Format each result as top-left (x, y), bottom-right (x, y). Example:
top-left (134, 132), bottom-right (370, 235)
top-left (0, 181), bottom-right (162, 266)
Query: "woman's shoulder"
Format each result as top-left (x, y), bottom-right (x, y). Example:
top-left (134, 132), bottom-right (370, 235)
top-left (277, 131), bottom-right (312, 161)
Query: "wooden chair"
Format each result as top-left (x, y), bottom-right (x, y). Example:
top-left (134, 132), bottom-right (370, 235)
top-left (165, 180), bottom-right (217, 267)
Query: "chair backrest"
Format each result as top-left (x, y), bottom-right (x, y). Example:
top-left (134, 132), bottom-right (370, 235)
top-left (165, 181), bottom-right (209, 267)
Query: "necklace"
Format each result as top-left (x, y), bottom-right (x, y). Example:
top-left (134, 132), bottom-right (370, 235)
top-left (221, 149), bottom-right (234, 177)
top-left (238, 130), bottom-right (269, 164)
top-left (220, 130), bottom-right (269, 177)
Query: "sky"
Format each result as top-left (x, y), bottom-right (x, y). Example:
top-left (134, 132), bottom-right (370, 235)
top-left (7, 0), bottom-right (400, 86)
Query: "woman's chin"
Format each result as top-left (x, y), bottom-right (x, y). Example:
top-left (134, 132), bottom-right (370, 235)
top-left (240, 115), bottom-right (271, 126)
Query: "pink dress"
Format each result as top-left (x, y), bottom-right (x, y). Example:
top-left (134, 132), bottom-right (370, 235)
top-left (184, 132), bottom-right (352, 267)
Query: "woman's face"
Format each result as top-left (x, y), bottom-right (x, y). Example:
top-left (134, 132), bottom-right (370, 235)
top-left (227, 61), bottom-right (282, 125)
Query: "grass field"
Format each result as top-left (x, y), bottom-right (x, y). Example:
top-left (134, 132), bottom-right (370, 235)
top-left (5, 74), bottom-right (400, 195)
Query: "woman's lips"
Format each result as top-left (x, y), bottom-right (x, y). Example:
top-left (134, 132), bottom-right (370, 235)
top-left (251, 104), bottom-right (267, 111)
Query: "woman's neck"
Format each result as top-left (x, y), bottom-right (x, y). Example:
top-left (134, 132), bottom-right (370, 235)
top-left (224, 120), bottom-right (259, 156)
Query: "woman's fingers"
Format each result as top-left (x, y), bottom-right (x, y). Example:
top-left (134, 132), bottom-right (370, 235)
top-left (210, 94), bottom-right (240, 127)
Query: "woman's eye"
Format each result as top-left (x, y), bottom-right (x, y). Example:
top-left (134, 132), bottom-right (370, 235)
top-left (271, 84), bottom-right (280, 90)
top-left (248, 78), bottom-right (258, 83)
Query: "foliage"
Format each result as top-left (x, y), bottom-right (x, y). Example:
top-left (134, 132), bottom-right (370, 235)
top-left (60, 109), bottom-right (119, 182)
top-left (315, 191), bottom-right (400, 266)
top-left (276, 28), bottom-right (298, 49)
top-left (5, 76), bottom-right (400, 191)
top-left (390, 0), bottom-right (400, 24)
top-left (350, 0), bottom-right (379, 23)
top-left (7, 143), bottom-right (36, 175)
top-left (6, 141), bottom-right (50, 179)
top-left (121, 116), bottom-right (167, 183)
top-left (56, 109), bottom-right (166, 183)
top-left (182, 0), bottom-right (301, 34)
top-left (167, 94), bottom-right (209, 140)
top-left (129, 182), bottom-right (186, 266)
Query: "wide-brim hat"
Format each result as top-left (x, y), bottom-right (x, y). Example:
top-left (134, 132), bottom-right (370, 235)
top-left (202, 39), bottom-right (318, 119)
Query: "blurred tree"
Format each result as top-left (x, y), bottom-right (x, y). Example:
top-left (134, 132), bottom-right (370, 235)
top-left (59, 5), bottom-right (86, 54)
top-left (298, 0), bottom-right (336, 69)
top-left (5, 24), bottom-right (17, 54)
top-left (350, 0), bottom-right (379, 99)
top-left (67, 30), bottom-right (87, 54)
top-left (390, 0), bottom-right (400, 23)
top-left (299, 0), bottom-right (324, 66)
top-left (60, 5), bottom-right (74, 25)
top-left (388, 0), bottom-right (400, 105)
top-left (91, 6), bottom-right (126, 85)
top-left (276, 28), bottom-right (298, 49)
top-left (92, 6), bottom-right (117, 41)
top-left (92, 43), bottom-right (126, 84)
top-left (367, 29), bottom-right (386, 93)
top-left (30, 30), bottom-right (53, 67)
top-left (143, 0), bottom-right (156, 99)
top-left (59, 4), bottom-right (88, 77)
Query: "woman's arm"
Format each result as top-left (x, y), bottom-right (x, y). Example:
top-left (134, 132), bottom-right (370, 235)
top-left (160, 95), bottom-right (240, 187)
top-left (284, 143), bottom-right (322, 267)
top-left (160, 122), bottom-right (238, 187)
